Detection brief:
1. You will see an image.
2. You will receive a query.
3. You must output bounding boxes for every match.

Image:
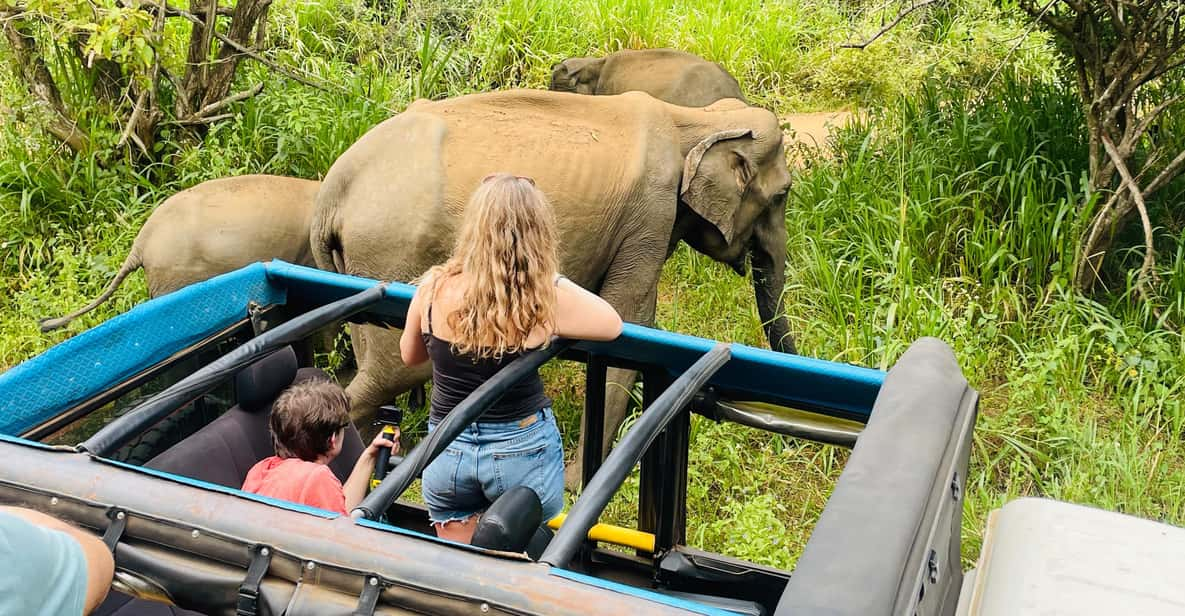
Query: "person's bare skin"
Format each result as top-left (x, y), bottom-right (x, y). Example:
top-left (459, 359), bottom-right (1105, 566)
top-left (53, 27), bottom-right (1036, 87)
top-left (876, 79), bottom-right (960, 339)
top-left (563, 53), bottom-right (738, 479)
top-left (400, 272), bottom-right (623, 365)
top-left (0, 506), bottom-right (115, 614)
top-left (328, 429), bottom-right (400, 511)
top-left (399, 272), bottom-right (622, 542)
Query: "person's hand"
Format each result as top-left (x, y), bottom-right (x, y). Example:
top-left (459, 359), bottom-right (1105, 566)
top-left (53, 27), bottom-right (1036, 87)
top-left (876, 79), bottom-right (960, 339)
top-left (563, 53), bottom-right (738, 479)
top-left (363, 429), bottom-right (400, 459)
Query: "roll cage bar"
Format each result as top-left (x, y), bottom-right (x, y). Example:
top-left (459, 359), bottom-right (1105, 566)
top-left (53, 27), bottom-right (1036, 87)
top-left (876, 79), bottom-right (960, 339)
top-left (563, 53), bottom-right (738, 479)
top-left (540, 342), bottom-right (732, 566)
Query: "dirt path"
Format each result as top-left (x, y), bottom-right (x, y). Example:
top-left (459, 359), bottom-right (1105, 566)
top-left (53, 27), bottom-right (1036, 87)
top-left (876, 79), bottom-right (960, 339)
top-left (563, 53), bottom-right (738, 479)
top-left (781, 111), bottom-right (855, 166)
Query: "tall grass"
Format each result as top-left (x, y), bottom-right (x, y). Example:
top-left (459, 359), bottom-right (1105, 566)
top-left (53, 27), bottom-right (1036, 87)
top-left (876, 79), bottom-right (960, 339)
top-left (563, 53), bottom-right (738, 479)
top-left (467, 0), bottom-right (1056, 108)
top-left (3, 0), bottom-right (1183, 571)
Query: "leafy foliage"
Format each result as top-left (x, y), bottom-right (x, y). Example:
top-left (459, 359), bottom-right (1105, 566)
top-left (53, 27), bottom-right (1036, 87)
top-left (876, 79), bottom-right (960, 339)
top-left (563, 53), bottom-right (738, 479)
top-left (2, 0), bottom-right (1183, 572)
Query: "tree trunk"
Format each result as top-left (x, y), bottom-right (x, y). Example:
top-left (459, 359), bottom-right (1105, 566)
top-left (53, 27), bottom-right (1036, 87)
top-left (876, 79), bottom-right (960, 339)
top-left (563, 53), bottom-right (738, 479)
top-left (3, 19), bottom-right (88, 153)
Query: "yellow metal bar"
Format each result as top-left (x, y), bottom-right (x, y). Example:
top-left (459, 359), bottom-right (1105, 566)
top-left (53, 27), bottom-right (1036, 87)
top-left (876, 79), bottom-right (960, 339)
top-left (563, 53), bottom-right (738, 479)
top-left (547, 514), bottom-right (656, 553)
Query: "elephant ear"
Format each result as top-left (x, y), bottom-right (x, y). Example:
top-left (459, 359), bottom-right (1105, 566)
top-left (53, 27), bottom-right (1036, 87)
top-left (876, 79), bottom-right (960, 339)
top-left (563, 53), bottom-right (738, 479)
top-left (680, 129), bottom-right (755, 244)
top-left (565, 58), bottom-right (604, 88)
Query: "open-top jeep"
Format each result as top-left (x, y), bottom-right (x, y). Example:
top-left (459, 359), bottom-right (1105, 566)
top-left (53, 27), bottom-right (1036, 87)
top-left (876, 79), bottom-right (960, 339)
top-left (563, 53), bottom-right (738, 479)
top-left (4, 261), bottom-right (1172, 616)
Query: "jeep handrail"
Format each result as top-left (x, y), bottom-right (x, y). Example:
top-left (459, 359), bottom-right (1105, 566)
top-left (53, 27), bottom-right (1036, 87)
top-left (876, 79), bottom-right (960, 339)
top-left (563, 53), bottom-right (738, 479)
top-left (80, 284), bottom-right (387, 456)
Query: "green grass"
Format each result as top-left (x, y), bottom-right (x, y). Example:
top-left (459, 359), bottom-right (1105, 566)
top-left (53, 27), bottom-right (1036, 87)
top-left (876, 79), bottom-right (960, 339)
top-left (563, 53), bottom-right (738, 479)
top-left (3, 0), bottom-right (1184, 574)
top-left (466, 0), bottom-right (1056, 109)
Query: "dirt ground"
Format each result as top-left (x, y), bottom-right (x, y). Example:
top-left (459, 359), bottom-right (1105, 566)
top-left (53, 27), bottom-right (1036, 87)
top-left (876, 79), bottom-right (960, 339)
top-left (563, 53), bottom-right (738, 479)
top-left (781, 111), bottom-right (855, 166)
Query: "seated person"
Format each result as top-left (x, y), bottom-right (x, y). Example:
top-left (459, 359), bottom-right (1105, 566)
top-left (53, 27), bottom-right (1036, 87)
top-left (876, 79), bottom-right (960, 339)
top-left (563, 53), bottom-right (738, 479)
top-left (242, 380), bottom-right (397, 514)
top-left (0, 506), bottom-right (115, 615)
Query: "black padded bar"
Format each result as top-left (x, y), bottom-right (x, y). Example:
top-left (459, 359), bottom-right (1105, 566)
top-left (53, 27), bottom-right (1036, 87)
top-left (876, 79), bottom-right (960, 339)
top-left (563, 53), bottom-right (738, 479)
top-left (541, 343), bottom-right (732, 567)
top-left (353, 338), bottom-right (574, 520)
top-left (81, 285), bottom-right (387, 456)
top-left (774, 337), bottom-right (977, 616)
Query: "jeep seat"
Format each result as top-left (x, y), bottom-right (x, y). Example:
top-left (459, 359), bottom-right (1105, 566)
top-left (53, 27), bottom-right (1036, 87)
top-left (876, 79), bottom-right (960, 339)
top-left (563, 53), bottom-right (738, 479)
top-left (146, 346), bottom-right (364, 487)
top-left (96, 348), bottom-right (366, 616)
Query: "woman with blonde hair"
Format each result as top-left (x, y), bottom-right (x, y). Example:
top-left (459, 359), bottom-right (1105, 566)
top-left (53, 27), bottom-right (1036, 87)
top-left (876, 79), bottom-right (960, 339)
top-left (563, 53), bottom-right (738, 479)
top-left (400, 173), bottom-right (623, 542)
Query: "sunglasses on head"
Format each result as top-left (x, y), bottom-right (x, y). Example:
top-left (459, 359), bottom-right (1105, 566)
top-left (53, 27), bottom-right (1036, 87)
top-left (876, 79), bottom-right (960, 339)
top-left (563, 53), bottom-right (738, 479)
top-left (482, 173), bottom-right (536, 187)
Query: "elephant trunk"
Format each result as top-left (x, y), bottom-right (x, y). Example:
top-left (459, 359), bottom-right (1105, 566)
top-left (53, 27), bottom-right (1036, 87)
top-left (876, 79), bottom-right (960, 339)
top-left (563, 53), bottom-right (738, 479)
top-left (750, 208), bottom-right (796, 355)
top-left (549, 76), bottom-right (575, 93)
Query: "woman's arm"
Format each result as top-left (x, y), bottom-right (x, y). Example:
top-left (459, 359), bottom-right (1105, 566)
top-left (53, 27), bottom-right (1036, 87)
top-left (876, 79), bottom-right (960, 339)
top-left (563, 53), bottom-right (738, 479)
top-left (400, 279), bottom-right (431, 366)
top-left (553, 278), bottom-right (624, 341)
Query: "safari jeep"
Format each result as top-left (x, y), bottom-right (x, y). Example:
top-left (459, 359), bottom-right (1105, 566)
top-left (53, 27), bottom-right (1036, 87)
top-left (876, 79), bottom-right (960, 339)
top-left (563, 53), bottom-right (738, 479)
top-left (1, 262), bottom-right (1180, 615)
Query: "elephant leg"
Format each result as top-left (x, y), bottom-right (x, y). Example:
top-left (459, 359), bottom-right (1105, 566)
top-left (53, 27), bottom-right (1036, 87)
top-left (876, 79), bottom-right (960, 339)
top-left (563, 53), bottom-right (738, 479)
top-left (565, 240), bottom-right (665, 490)
top-left (345, 323), bottom-right (432, 436)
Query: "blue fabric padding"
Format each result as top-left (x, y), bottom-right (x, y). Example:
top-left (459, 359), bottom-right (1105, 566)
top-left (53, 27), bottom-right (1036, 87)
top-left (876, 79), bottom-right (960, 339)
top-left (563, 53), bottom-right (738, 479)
top-left (265, 261), bottom-right (885, 420)
top-left (0, 431), bottom-right (61, 450)
top-left (549, 568), bottom-right (737, 615)
top-left (577, 325), bottom-right (885, 420)
top-left (0, 264), bottom-right (285, 436)
top-left (98, 457), bottom-right (338, 519)
top-left (265, 260), bottom-right (415, 320)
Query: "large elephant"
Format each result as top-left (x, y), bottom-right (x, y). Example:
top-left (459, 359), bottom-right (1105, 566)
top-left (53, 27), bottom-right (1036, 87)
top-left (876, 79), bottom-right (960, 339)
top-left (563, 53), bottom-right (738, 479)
top-left (40, 175), bottom-right (320, 331)
top-left (549, 48), bottom-right (745, 107)
top-left (312, 89), bottom-right (795, 483)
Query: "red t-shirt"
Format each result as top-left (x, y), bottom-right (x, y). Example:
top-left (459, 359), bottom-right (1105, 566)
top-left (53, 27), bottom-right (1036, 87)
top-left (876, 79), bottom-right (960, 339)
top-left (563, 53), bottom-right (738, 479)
top-left (242, 456), bottom-right (347, 514)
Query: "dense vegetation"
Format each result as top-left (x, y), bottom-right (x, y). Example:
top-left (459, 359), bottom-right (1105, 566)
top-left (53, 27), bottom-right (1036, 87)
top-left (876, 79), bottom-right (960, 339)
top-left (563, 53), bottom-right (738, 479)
top-left (3, 0), bottom-right (1183, 570)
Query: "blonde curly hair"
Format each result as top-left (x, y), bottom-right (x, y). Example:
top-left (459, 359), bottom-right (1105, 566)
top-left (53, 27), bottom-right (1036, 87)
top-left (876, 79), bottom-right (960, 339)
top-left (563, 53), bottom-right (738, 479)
top-left (420, 173), bottom-right (559, 358)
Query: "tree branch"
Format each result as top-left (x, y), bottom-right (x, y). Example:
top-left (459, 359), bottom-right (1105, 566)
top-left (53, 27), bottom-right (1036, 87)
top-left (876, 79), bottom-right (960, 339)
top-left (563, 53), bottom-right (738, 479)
top-left (1120, 95), bottom-right (1180, 153)
top-left (117, 88), bottom-right (150, 154)
top-left (128, 0), bottom-right (333, 91)
top-left (187, 81), bottom-right (263, 119)
top-left (1141, 148), bottom-right (1185, 197)
top-left (1101, 133), bottom-right (1157, 299)
top-left (840, 0), bottom-right (944, 49)
top-left (173, 112), bottom-right (234, 125)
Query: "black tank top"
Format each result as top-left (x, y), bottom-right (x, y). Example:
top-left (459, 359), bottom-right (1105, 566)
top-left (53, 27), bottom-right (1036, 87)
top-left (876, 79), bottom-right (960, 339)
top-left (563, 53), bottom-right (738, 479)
top-left (421, 294), bottom-right (551, 425)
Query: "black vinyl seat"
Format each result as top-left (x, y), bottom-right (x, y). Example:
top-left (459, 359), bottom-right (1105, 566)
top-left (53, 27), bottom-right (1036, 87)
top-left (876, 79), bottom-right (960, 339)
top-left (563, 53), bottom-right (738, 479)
top-left (470, 485), bottom-right (547, 556)
top-left (98, 347), bottom-right (366, 616)
top-left (147, 346), bottom-right (365, 486)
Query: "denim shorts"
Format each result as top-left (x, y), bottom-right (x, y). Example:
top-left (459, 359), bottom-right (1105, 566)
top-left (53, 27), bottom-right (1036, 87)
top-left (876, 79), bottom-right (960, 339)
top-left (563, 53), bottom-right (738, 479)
top-left (422, 408), bottom-right (564, 525)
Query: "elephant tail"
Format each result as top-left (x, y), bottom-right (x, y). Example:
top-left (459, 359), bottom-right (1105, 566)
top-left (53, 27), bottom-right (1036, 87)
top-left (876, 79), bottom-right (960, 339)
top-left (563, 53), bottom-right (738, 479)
top-left (310, 190), bottom-right (346, 273)
top-left (38, 243), bottom-right (144, 333)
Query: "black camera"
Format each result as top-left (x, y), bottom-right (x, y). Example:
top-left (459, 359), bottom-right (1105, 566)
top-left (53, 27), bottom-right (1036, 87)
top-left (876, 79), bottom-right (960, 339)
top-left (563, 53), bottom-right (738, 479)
top-left (371, 405), bottom-right (405, 486)
top-left (375, 404), bottom-right (404, 427)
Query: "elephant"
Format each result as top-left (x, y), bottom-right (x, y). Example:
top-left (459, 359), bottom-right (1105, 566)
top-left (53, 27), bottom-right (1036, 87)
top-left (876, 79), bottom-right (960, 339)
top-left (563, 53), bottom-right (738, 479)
top-left (312, 89), bottom-right (795, 485)
top-left (549, 48), bottom-right (745, 107)
top-left (39, 175), bottom-right (320, 332)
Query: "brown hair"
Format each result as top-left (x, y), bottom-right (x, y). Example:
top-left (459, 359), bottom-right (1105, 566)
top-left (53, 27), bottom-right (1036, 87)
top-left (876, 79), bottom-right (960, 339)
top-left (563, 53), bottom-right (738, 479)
top-left (269, 380), bottom-right (350, 461)
top-left (419, 173), bottom-right (560, 359)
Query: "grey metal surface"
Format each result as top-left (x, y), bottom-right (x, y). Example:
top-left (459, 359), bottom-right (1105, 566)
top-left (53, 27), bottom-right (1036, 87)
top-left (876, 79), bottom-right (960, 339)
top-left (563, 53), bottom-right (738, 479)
top-left (963, 498), bottom-right (1185, 616)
